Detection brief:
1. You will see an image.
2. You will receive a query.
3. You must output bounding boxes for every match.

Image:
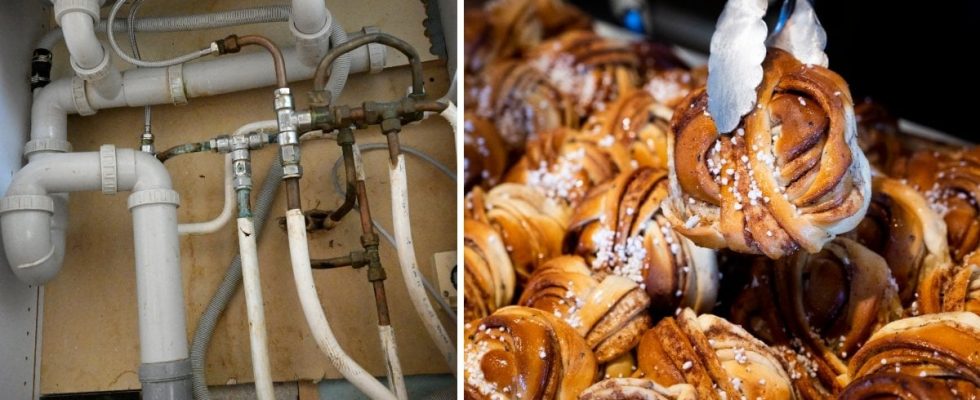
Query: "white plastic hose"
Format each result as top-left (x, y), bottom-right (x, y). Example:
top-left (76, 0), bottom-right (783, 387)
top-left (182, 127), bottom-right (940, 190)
top-left (285, 209), bottom-right (397, 400)
top-left (379, 325), bottom-right (407, 400)
top-left (236, 217), bottom-right (274, 400)
top-left (178, 154), bottom-right (233, 235)
top-left (388, 155), bottom-right (456, 374)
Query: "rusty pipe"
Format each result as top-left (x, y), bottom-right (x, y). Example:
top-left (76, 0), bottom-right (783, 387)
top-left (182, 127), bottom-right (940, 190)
top-left (329, 136), bottom-right (358, 222)
top-left (284, 177), bottom-right (302, 211)
top-left (372, 281), bottom-right (391, 326)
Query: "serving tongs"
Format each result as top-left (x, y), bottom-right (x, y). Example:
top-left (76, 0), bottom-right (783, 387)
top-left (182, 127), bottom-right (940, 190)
top-left (706, 0), bottom-right (829, 134)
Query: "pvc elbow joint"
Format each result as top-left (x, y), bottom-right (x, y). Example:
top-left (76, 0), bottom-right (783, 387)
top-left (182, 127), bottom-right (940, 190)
top-left (0, 195), bottom-right (66, 284)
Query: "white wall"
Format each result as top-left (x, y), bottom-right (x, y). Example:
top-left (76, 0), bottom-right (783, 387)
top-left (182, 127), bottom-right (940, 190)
top-left (0, 1), bottom-right (46, 398)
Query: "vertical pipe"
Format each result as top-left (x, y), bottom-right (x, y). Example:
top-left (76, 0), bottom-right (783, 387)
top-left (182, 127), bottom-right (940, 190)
top-left (237, 217), bottom-right (275, 400)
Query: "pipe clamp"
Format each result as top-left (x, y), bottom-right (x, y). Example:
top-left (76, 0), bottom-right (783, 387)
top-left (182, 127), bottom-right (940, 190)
top-left (128, 189), bottom-right (181, 210)
top-left (100, 144), bottom-right (117, 195)
top-left (0, 195), bottom-right (55, 215)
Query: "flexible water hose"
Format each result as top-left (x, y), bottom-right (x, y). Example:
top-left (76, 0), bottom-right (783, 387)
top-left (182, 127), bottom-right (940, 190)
top-left (107, 0), bottom-right (217, 68)
top-left (285, 209), bottom-right (398, 400)
top-left (325, 22), bottom-right (351, 99)
top-left (189, 154), bottom-right (283, 400)
top-left (38, 6), bottom-right (292, 50)
top-left (389, 154), bottom-right (456, 374)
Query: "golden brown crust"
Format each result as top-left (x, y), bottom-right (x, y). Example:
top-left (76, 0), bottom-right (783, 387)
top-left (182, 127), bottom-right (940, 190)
top-left (505, 127), bottom-right (633, 208)
top-left (578, 378), bottom-right (697, 400)
top-left (841, 312), bottom-right (980, 399)
top-left (945, 251), bottom-right (980, 314)
top-left (518, 256), bottom-right (652, 363)
top-left (464, 217), bottom-right (516, 322)
top-left (526, 30), bottom-right (642, 116)
top-left (464, 306), bottom-right (599, 400)
top-left (581, 91), bottom-right (674, 170)
top-left (892, 146), bottom-right (980, 264)
top-left (664, 48), bottom-right (871, 259)
top-left (464, 112), bottom-right (512, 191)
top-left (466, 184), bottom-right (571, 285)
top-left (729, 238), bottom-right (902, 398)
top-left (635, 309), bottom-right (798, 400)
top-left (475, 60), bottom-right (579, 152)
top-left (846, 175), bottom-right (952, 315)
top-left (565, 167), bottom-right (718, 316)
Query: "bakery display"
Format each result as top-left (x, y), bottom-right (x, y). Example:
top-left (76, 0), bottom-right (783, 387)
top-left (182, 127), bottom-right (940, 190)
top-left (463, 1), bottom-right (979, 398)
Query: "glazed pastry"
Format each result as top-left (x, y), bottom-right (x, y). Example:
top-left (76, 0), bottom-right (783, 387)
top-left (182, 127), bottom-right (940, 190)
top-left (526, 30), bottom-right (641, 116)
top-left (893, 146), bottom-right (980, 263)
top-left (847, 175), bottom-right (951, 315)
top-left (945, 250), bottom-right (980, 314)
top-left (464, 218), bottom-right (516, 322)
top-left (565, 167), bottom-right (718, 316)
top-left (518, 256), bottom-right (652, 363)
top-left (466, 183), bottom-right (571, 284)
top-left (840, 312), bottom-right (980, 399)
top-left (664, 48), bottom-right (871, 259)
top-left (473, 60), bottom-right (579, 151)
top-left (464, 306), bottom-right (598, 400)
top-left (464, 0), bottom-right (591, 73)
top-left (464, 112), bottom-right (511, 191)
top-left (579, 378), bottom-right (697, 400)
top-left (729, 237), bottom-right (902, 398)
top-left (642, 67), bottom-right (706, 109)
top-left (853, 100), bottom-right (903, 173)
top-left (581, 91), bottom-right (674, 170)
top-left (505, 127), bottom-right (633, 207)
top-left (636, 308), bottom-right (798, 400)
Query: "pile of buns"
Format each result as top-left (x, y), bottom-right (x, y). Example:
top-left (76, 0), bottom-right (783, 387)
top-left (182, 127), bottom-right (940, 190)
top-left (462, 1), bottom-right (980, 398)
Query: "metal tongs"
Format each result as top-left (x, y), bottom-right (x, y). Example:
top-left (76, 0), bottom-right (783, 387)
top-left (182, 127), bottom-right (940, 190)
top-left (706, 0), bottom-right (828, 134)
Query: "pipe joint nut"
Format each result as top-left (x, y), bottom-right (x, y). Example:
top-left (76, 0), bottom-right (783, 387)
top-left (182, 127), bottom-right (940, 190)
top-left (380, 118), bottom-right (402, 135)
top-left (71, 76), bottom-right (96, 116)
top-left (247, 132), bottom-right (267, 149)
top-left (24, 138), bottom-right (73, 157)
top-left (211, 135), bottom-right (232, 153)
top-left (0, 195), bottom-right (55, 215)
top-left (360, 233), bottom-right (380, 248)
top-left (274, 88), bottom-right (294, 110)
top-left (281, 164), bottom-right (302, 179)
top-left (99, 144), bottom-right (118, 195)
top-left (128, 189), bottom-right (180, 210)
top-left (70, 43), bottom-right (112, 82)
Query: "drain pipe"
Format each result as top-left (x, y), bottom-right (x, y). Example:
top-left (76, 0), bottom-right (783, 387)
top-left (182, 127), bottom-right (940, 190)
top-left (0, 146), bottom-right (191, 399)
top-left (54, 0), bottom-right (123, 99)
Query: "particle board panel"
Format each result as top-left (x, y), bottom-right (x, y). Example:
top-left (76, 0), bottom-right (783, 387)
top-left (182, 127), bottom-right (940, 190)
top-left (40, 60), bottom-right (455, 394)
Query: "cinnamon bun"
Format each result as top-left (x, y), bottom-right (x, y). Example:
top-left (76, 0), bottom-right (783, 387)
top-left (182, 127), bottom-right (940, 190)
top-left (518, 255), bottom-right (652, 363)
top-left (664, 48), bottom-right (871, 259)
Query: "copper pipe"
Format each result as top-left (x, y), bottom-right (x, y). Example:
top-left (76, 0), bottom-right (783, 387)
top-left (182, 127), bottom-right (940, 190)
top-left (355, 181), bottom-right (374, 235)
top-left (313, 32), bottom-right (424, 95)
top-left (372, 281), bottom-right (391, 326)
top-left (236, 35), bottom-right (287, 88)
top-left (413, 100), bottom-right (448, 113)
top-left (385, 131), bottom-right (401, 164)
top-left (329, 142), bottom-right (358, 221)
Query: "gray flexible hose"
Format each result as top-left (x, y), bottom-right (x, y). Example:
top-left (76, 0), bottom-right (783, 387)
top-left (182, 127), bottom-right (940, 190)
top-left (38, 5), bottom-right (292, 50)
top-left (326, 22), bottom-right (351, 100)
top-left (190, 154), bottom-right (284, 400)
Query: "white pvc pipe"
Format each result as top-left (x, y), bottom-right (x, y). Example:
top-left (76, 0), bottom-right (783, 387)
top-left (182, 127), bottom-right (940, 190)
top-left (60, 11), bottom-right (104, 69)
top-left (378, 325), bottom-right (407, 400)
top-left (388, 155), bottom-right (456, 374)
top-left (31, 43), bottom-right (380, 144)
top-left (284, 209), bottom-right (397, 400)
top-left (291, 0), bottom-right (329, 34)
top-left (236, 217), bottom-right (275, 400)
top-left (178, 154), bottom-right (233, 235)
